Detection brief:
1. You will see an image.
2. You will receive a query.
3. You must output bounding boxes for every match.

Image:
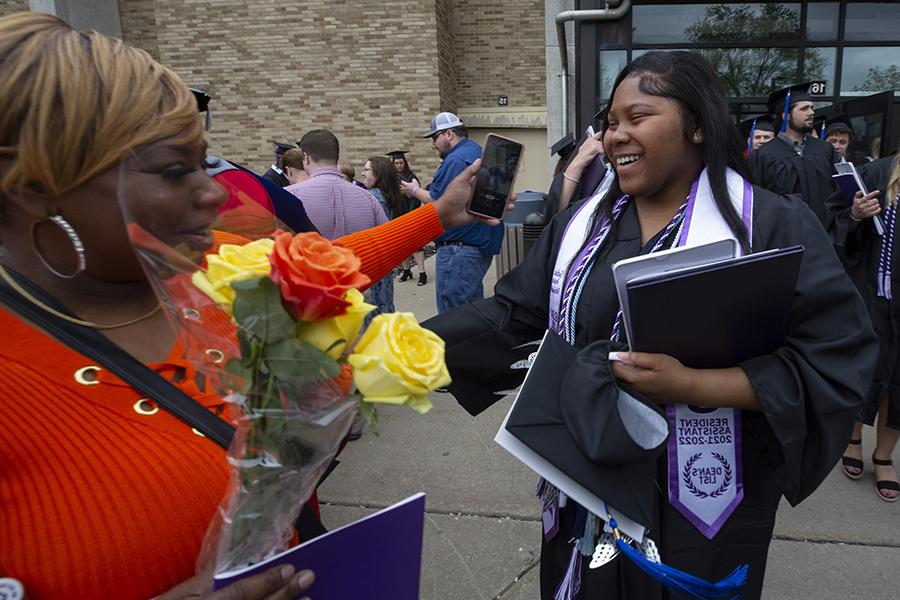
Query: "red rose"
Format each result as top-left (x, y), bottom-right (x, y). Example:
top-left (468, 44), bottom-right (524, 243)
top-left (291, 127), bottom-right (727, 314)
top-left (269, 230), bottom-right (370, 321)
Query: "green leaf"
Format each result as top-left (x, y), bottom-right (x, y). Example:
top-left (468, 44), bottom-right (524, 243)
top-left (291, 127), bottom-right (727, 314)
top-left (262, 337), bottom-right (341, 381)
top-left (231, 277), bottom-right (295, 345)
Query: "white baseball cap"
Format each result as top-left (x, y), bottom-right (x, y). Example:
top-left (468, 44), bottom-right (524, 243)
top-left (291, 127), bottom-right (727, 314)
top-left (422, 112), bottom-right (463, 138)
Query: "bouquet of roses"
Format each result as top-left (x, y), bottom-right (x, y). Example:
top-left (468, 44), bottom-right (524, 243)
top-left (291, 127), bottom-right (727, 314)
top-left (185, 230), bottom-right (449, 573)
top-left (119, 158), bottom-right (449, 574)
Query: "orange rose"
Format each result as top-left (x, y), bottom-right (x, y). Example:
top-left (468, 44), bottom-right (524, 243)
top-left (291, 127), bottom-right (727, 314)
top-left (269, 230), bottom-right (371, 321)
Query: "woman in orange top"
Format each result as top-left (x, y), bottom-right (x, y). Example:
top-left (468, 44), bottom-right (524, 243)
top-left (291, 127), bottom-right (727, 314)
top-left (0, 12), bottom-right (499, 600)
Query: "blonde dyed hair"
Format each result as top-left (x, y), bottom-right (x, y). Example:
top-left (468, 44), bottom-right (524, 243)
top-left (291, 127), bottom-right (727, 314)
top-left (0, 12), bottom-right (203, 196)
top-left (888, 153), bottom-right (900, 206)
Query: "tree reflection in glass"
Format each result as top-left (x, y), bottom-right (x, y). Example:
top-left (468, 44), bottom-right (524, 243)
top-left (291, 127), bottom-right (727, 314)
top-left (683, 3), bottom-right (825, 97)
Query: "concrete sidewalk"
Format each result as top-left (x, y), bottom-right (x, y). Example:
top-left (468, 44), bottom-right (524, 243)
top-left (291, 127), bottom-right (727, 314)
top-left (318, 259), bottom-right (900, 599)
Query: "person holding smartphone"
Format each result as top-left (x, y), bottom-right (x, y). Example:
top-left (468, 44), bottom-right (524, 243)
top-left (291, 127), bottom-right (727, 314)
top-left (401, 113), bottom-right (504, 313)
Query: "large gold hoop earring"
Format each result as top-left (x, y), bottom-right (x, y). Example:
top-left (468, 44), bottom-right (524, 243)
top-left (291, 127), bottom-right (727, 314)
top-left (31, 212), bottom-right (86, 279)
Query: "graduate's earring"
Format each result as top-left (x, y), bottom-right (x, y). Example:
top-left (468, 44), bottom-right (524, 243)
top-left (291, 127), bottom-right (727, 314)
top-left (692, 132), bottom-right (704, 144)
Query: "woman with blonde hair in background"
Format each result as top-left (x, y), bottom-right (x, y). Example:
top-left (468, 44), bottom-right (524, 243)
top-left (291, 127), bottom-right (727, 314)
top-left (834, 152), bottom-right (900, 502)
top-left (0, 12), bottom-right (504, 598)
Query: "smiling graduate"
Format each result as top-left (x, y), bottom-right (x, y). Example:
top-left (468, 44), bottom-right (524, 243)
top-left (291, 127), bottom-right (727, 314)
top-left (424, 52), bottom-right (877, 600)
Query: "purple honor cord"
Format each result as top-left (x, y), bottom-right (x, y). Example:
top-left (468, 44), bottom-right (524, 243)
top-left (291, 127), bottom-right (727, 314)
top-left (877, 202), bottom-right (896, 300)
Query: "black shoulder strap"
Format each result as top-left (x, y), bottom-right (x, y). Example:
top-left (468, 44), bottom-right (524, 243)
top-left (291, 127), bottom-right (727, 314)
top-left (0, 269), bottom-right (235, 449)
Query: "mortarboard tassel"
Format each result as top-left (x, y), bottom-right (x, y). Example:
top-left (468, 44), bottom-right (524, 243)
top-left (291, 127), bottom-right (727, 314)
top-left (780, 88), bottom-right (792, 133)
top-left (603, 507), bottom-right (748, 600)
top-left (820, 121), bottom-right (826, 138)
top-left (747, 119), bottom-right (757, 155)
top-left (554, 541), bottom-right (583, 600)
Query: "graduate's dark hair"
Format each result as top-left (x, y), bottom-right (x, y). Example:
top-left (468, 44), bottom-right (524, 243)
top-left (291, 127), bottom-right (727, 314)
top-left (367, 156), bottom-right (406, 216)
top-left (595, 51), bottom-right (751, 254)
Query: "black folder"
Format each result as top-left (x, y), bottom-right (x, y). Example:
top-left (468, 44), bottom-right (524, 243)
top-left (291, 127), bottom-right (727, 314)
top-left (625, 245), bottom-right (804, 369)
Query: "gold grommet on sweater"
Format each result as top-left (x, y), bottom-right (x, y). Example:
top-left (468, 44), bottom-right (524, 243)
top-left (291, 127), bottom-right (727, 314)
top-left (205, 348), bottom-right (225, 364)
top-left (133, 398), bottom-right (159, 416)
top-left (74, 366), bottom-right (101, 386)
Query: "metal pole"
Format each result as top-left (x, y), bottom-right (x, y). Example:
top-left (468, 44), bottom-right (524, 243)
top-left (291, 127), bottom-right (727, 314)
top-left (555, 0), bottom-right (632, 134)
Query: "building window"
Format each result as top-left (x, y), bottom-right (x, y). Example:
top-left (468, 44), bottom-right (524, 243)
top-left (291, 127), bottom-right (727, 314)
top-left (845, 3), bottom-right (900, 42)
top-left (632, 3), bottom-right (802, 45)
top-left (805, 2), bottom-right (839, 42)
top-left (597, 50), bottom-right (629, 104)
top-left (841, 47), bottom-right (900, 95)
top-left (804, 47), bottom-right (837, 95)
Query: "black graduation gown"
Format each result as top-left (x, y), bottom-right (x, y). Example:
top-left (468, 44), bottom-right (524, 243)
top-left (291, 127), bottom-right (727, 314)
top-left (262, 167), bottom-right (290, 188)
top-left (828, 154), bottom-right (900, 429)
top-left (748, 135), bottom-right (838, 228)
top-left (425, 187), bottom-right (877, 599)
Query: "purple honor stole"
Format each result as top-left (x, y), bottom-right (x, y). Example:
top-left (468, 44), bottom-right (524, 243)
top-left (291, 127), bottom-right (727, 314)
top-left (664, 170), bottom-right (753, 539)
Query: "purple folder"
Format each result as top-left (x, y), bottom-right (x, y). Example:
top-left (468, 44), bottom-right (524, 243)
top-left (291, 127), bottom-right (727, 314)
top-left (213, 493), bottom-right (426, 599)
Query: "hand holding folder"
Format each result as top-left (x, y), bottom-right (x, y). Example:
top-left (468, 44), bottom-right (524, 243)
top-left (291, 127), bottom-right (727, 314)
top-left (833, 161), bottom-right (885, 235)
top-left (615, 242), bottom-right (804, 369)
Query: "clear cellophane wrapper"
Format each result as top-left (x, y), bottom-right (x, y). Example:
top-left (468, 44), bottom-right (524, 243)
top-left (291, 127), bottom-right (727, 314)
top-left (117, 154), bottom-right (355, 574)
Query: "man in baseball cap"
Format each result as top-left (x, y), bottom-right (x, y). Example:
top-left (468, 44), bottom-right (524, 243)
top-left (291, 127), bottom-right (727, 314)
top-left (401, 111), bottom-right (504, 313)
top-left (421, 111), bottom-right (464, 138)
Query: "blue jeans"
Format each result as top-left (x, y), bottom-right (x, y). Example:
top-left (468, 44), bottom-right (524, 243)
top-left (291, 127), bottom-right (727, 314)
top-left (435, 244), bottom-right (493, 313)
top-left (363, 274), bottom-right (394, 326)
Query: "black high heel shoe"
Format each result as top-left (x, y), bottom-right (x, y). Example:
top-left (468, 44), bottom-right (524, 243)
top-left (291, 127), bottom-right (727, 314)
top-left (398, 269), bottom-right (413, 282)
top-left (417, 272), bottom-right (427, 286)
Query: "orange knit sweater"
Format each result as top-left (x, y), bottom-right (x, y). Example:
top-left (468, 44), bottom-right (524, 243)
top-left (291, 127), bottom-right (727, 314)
top-left (0, 205), bottom-right (443, 599)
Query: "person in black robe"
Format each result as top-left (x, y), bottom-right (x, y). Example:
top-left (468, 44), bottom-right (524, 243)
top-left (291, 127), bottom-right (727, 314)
top-left (748, 82), bottom-right (839, 228)
top-left (261, 140), bottom-right (293, 187)
top-left (425, 52), bottom-right (877, 599)
top-left (830, 153), bottom-right (900, 501)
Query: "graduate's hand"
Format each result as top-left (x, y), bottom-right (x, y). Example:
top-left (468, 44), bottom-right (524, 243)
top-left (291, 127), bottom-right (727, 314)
top-left (851, 189), bottom-right (881, 221)
top-left (157, 565), bottom-right (314, 600)
top-left (565, 130), bottom-right (605, 178)
top-left (433, 159), bottom-right (515, 229)
top-left (610, 352), bottom-right (696, 405)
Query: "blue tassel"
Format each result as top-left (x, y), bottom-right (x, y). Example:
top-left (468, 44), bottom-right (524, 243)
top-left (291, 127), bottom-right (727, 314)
top-left (780, 88), bottom-right (791, 133)
top-left (747, 120), bottom-right (756, 155)
top-left (554, 542), bottom-right (583, 600)
top-left (607, 516), bottom-right (748, 600)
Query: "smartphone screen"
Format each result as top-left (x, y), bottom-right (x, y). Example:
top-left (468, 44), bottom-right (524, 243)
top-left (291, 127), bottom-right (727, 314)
top-left (468, 134), bottom-right (523, 220)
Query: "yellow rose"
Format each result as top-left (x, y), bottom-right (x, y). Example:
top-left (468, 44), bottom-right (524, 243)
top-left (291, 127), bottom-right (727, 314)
top-left (347, 312), bottom-right (450, 413)
top-left (191, 238), bottom-right (275, 311)
top-left (297, 289), bottom-right (375, 359)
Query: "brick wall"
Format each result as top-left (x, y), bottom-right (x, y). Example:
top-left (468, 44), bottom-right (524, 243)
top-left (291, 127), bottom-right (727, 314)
top-left (118, 0), bottom-right (448, 177)
top-left (453, 0), bottom-right (546, 110)
top-left (8, 1), bottom-right (547, 184)
top-left (118, 0), bottom-right (160, 60)
top-left (0, 1), bottom-right (29, 16)
top-left (435, 0), bottom-right (458, 113)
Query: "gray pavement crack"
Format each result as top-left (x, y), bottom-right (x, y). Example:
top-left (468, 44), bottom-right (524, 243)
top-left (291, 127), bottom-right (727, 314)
top-left (772, 534), bottom-right (900, 549)
top-left (492, 559), bottom-right (540, 599)
top-left (320, 500), bottom-right (541, 523)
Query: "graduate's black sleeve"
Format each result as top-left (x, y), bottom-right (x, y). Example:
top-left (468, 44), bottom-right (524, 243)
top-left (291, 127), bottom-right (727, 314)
top-left (739, 193), bottom-right (878, 505)
top-left (424, 215), bottom-right (565, 416)
top-left (747, 149), bottom-right (766, 188)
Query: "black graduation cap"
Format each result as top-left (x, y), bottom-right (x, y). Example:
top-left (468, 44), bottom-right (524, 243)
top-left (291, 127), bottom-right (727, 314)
top-left (268, 140), bottom-right (296, 155)
top-left (739, 114), bottom-right (776, 138)
top-left (824, 113), bottom-right (853, 138)
top-left (190, 88), bottom-right (212, 130)
top-left (551, 133), bottom-right (576, 158)
top-left (504, 330), bottom-right (669, 528)
top-left (190, 88), bottom-right (211, 113)
top-left (387, 150), bottom-right (409, 161)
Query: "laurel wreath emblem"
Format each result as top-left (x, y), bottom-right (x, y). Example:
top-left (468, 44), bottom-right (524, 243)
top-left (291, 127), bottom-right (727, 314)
top-left (682, 452), bottom-right (734, 499)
